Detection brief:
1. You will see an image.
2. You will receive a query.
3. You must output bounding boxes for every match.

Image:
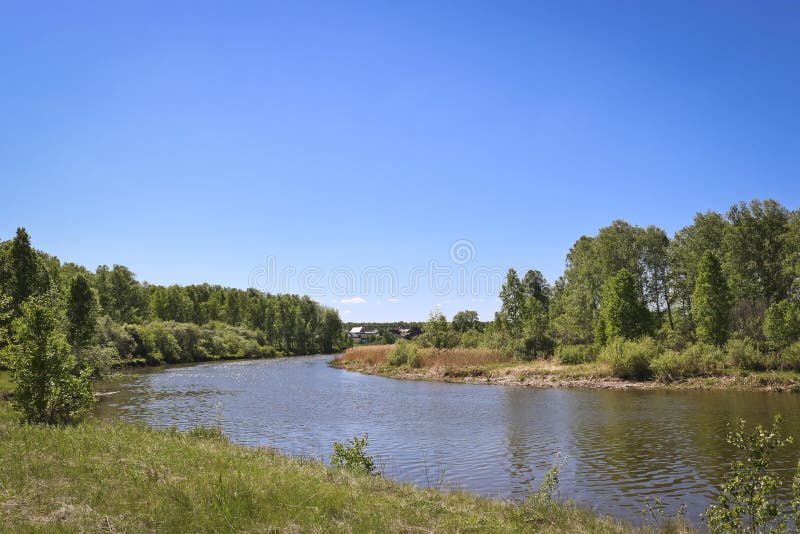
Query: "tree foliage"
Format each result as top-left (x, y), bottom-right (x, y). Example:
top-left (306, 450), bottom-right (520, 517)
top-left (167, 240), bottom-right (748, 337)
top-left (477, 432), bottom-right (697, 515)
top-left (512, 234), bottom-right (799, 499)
top-left (452, 310), bottom-right (479, 332)
top-left (704, 416), bottom-right (793, 534)
top-left (66, 274), bottom-right (99, 359)
top-left (600, 269), bottom-right (650, 341)
top-left (6, 298), bottom-right (94, 424)
top-left (692, 251), bottom-right (732, 347)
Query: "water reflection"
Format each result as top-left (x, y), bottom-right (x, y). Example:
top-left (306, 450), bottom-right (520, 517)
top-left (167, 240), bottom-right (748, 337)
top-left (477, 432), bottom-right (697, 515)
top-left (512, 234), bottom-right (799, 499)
top-left (95, 356), bottom-right (800, 525)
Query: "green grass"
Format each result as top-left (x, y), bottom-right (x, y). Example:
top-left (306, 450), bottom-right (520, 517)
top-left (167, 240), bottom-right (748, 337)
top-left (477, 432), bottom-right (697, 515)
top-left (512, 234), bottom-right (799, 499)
top-left (0, 400), bottom-right (691, 533)
top-left (0, 369), bottom-right (12, 393)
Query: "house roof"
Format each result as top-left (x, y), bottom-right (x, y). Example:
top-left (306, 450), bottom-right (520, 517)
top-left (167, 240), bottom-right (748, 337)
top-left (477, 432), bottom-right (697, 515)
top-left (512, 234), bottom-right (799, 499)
top-left (349, 326), bottom-right (365, 334)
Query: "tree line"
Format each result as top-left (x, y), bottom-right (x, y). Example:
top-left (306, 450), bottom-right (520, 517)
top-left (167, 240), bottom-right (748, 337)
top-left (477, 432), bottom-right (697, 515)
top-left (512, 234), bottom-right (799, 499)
top-left (0, 228), bottom-right (350, 372)
top-left (405, 199), bottom-right (800, 377)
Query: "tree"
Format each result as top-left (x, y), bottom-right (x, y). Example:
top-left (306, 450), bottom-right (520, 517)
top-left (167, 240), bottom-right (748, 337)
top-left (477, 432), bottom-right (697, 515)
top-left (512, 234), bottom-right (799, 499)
top-left (8, 227), bottom-right (47, 312)
top-left (452, 310), bottom-right (479, 332)
top-left (600, 268), bottom-right (650, 341)
top-left (640, 226), bottom-right (673, 327)
top-left (499, 268), bottom-right (525, 354)
top-left (7, 297), bottom-right (94, 424)
top-left (424, 309), bottom-right (454, 349)
top-left (66, 274), bottom-right (99, 360)
top-left (669, 211), bottom-right (728, 313)
top-left (783, 209), bottom-right (800, 301)
top-left (724, 199), bottom-right (790, 305)
top-left (692, 251), bottom-right (732, 346)
top-left (522, 270), bottom-right (550, 310)
top-left (763, 300), bottom-right (800, 349)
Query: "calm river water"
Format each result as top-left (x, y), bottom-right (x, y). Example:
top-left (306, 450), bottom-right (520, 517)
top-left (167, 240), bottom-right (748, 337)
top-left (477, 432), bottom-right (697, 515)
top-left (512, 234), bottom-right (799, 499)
top-left (95, 355), bottom-right (800, 525)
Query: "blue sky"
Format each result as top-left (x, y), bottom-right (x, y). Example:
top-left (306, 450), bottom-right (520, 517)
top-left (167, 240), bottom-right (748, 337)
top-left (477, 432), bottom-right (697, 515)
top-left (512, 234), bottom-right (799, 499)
top-left (1, 1), bottom-right (799, 322)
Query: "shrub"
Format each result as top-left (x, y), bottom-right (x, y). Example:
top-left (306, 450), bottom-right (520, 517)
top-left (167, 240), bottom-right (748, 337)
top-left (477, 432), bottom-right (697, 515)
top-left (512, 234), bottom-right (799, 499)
top-left (458, 329), bottom-right (482, 348)
top-left (188, 425), bottom-right (227, 441)
top-left (555, 344), bottom-right (596, 365)
top-left (779, 341), bottom-right (800, 372)
top-left (726, 338), bottom-right (766, 371)
top-left (656, 314), bottom-right (693, 352)
top-left (406, 348), bottom-right (424, 369)
top-left (330, 434), bottom-right (375, 474)
top-left (651, 343), bottom-right (726, 381)
top-left (7, 298), bottom-right (95, 424)
top-left (386, 339), bottom-right (417, 367)
top-left (703, 416), bottom-right (794, 533)
top-left (80, 345), bottom-right (121, 377)
top-left (96, 316), bottom-right (136, 359)
top-left (600, 337), bottom-right (658, 380)
top-left (764, 300), bottom-right (800, 349)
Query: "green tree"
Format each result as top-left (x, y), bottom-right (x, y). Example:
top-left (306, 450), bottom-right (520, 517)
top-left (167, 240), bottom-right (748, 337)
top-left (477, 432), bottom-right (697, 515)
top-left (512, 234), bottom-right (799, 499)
top-left (452, 310), bottom-right (479, 332)
top-left (6, 297), bottom-right (94, 424)
top-left (600, 268), bottom-right (650, 341)
top-left (424, 309), bottom-right (454, 349)
top-left (763, 300), bottom-right (800, 349)
top-left (724, 199), bottom-right (790, 306)
top-left (8, 227), bottom-right (47, 312)
top-left (692, 251), bottom-right (732, 346)
top-left (499, 268), bottom-right (525, 353)
top-left (783, 209), bottom-right (800, 301)
top-left (669, 211), bottom-right (728, 313)
top-left (521, 269), bottom-right (550, 310)
top-left (66, 274), bottom-right (99, 360)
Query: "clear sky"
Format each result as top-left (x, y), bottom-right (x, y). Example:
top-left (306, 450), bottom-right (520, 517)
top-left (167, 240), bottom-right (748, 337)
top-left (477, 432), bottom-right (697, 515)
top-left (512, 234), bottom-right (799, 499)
top-left (1, 1), bottom-right (799, 322)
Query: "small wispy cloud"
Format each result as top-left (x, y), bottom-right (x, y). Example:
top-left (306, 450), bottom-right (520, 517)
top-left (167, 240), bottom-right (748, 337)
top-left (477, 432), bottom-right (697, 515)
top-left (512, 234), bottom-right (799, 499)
top-left (340, 297), bottom-right (367, 304)
top-left (342, 309), bottom-right (352, 315)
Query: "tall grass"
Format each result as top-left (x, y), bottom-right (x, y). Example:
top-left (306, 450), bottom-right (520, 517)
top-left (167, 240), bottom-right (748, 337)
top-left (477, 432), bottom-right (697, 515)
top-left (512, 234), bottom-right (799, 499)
top-left (0, 401), bottom-right (643, 533)
top-left (339, 345), bottom-right (511, 368)
top-left (339, 344), bottom-right (393, 365)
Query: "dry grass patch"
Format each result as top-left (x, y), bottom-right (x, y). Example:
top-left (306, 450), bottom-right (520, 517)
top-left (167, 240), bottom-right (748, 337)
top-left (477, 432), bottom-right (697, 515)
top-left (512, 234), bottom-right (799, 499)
top-left (339, 345), bottom-right (393, 365)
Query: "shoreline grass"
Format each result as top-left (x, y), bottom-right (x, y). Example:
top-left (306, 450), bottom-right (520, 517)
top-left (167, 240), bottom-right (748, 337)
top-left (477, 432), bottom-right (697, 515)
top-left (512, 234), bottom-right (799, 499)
top-left (0, 399), bottom-right (687, 533)
top-left (334, 346), bottom-right (800, 392)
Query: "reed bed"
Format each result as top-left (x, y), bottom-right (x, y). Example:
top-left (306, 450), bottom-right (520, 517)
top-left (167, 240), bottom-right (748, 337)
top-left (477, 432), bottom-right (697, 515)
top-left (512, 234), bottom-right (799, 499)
top-left (423, 347), bottom-right (511, 367)
top-left (339, 344), bottom-right (393, 365)
top-left (340, 344), bottom-right (510, 368)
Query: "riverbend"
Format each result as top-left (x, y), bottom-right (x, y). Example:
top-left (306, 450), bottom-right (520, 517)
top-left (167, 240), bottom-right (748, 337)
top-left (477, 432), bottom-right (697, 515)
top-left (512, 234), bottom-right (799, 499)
top-left (93, 355), bottom-right (800, 526)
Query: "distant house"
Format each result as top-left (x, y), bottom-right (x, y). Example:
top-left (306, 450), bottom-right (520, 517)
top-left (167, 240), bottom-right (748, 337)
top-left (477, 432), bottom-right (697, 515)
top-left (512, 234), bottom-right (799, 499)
top-left (349, 326), bottom-right (365, 337)
top-left (348, 326), bottom-right (378, 343)
top-left (400, 327), bottom-right (422, 339)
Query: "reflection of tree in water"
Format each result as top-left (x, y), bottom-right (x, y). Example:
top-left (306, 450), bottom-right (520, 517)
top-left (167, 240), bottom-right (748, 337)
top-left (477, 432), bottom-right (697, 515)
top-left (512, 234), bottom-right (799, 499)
top-left (682, 391), bottom-right (800, 508)
top-left (502, 388), bottom-right (576, 499)
top-left (570, 390), bottom-right (704, 517)
top-left (570, 389), bottom-right (800, 521)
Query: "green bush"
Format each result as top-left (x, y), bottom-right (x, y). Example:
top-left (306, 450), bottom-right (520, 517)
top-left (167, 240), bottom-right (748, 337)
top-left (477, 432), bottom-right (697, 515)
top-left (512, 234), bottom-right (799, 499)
top-left (555, 344), bottom-right (596, 365)
top-left (651, 343), bottom-right (726, 381)
top-left (778, 341), bottom-right (800, 372)
top-left (330, 434), bottom-right (375, 474)
top-left (703, 416), bottom-right (795, 533)
top-left (406, 348), bottom-right (424, 369)
top-left (386, 339), bottom-right (417, 367)
top-left (764, 300), bottom-right (800, 349)
top-left (600, 337), bottom-right (659, 380)
top-left (458, 329), bottom-right (482, 348)
top-left (7, 298), bottom-right (95, 424)
top-left (726, 338), bottom-right (766, 371)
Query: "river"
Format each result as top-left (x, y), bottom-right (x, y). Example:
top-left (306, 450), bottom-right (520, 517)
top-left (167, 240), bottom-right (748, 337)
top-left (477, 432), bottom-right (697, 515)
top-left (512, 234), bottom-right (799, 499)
top-left (95, 355), bottom-right (800, 525)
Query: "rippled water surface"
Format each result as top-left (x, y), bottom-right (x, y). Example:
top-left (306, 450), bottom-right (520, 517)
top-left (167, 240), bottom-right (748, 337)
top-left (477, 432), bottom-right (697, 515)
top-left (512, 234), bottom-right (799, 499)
top-left (95, 356), bottom-right (800, 524)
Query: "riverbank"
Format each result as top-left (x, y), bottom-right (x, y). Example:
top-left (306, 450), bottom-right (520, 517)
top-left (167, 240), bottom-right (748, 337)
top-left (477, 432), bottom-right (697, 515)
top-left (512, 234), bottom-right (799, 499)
top-left (0, 399), bottom-right (687, 533)
top-left (332, 346), bottom-right (800, 393)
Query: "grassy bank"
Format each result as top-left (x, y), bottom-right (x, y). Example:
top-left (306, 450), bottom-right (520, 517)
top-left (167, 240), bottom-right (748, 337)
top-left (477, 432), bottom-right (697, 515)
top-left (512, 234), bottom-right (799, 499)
top-left (0, 370), bottom-right (12, 393)
top-left (334, 345), bottom-right (800, 392)
top-left (0, 400), bottom-right (684, 533)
